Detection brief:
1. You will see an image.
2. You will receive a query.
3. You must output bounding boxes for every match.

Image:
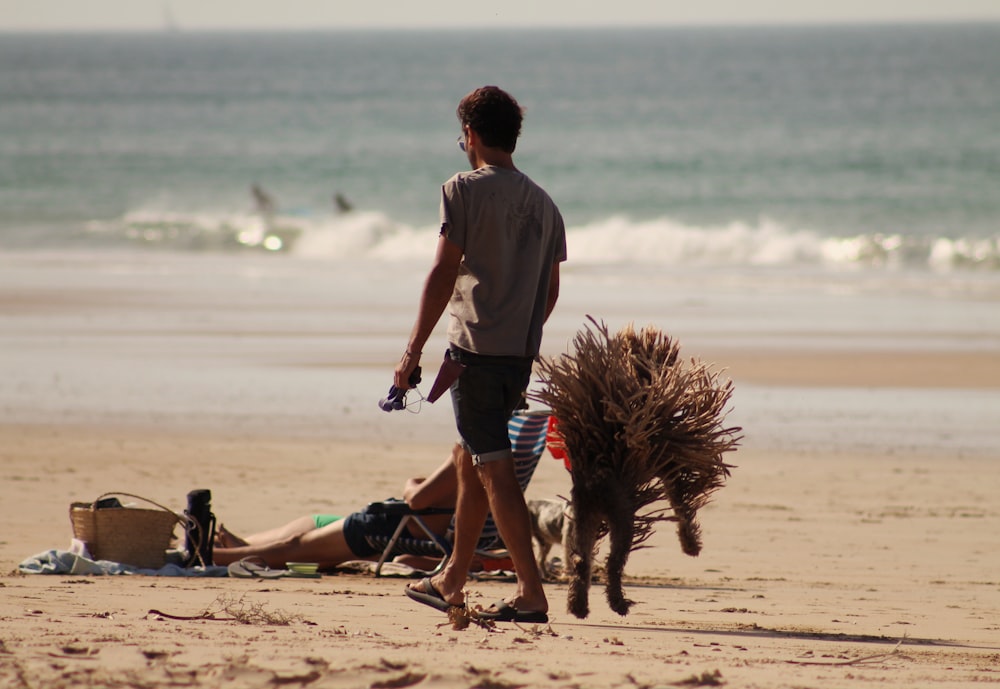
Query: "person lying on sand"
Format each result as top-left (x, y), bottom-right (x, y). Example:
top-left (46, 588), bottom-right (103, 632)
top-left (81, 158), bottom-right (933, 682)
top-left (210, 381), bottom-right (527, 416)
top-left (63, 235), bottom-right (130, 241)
top-left (212, 445), bottom-right (461, 570)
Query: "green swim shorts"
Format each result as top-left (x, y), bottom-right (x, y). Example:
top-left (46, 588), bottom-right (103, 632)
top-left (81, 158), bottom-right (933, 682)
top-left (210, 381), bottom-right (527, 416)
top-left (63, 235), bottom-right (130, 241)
top-left (312, 515), bottom-right (343, 529)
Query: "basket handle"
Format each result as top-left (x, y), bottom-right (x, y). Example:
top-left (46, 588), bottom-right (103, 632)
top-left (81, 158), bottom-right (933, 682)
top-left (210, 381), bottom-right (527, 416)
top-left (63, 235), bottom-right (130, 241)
top-left (90, 492), bottom-right (188, 526)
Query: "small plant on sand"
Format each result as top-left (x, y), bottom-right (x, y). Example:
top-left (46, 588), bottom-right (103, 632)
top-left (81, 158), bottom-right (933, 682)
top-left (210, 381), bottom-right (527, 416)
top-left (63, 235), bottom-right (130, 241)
top-left (204, 593), bottom-right (304, 626)
top-left (672, 669), bottom-right (724, 686)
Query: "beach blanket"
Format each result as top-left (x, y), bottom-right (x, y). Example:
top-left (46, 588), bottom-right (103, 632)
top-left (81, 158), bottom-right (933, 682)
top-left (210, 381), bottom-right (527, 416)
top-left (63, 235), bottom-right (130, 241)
top-left (19, 548), bottom-right (228, 577)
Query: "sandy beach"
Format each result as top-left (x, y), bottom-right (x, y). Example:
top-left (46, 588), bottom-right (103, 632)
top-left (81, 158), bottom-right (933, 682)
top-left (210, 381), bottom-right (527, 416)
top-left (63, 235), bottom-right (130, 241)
top-left (2, 252), bottom-right (999, 688)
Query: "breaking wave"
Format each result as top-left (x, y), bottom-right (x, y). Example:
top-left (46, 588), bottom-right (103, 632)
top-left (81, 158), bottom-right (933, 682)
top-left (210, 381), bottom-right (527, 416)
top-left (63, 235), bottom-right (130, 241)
top-left (72, 208), bottom-right (1000, 272)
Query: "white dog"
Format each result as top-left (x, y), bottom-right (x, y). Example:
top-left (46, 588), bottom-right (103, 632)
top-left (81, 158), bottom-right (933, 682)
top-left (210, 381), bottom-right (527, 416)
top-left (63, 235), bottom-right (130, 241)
top-left (527, 498), bottom-right (574, 580)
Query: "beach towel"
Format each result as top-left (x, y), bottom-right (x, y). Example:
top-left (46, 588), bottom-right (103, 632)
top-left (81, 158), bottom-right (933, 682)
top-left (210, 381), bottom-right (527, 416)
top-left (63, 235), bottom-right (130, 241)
top-left (19, 544), bottom-right (228, 577)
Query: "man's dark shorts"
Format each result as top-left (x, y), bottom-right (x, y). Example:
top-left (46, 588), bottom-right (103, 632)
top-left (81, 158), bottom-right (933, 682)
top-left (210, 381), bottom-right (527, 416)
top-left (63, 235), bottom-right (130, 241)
top-left (448, 346), bottom-right (533, 465)
top-left (342, 506), bottom-right (405, 557)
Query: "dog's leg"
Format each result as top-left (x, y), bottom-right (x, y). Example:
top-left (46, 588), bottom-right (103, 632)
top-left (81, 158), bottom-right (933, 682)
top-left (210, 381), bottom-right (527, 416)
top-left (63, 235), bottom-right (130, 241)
top-left (528, 513), bottom-right (547, 577)
top-left (664, 474), bottom-right (703, 556)
top-left (603, 487), bottom-right (636, 616)
top-left (559, 502), bottom-right (574, 580)
top-left (536, 539), bottom-right (552, 579)
top-left (675, 508), bottom-right (702, 557)
top-left (567, 489), bottom-right (601, 619)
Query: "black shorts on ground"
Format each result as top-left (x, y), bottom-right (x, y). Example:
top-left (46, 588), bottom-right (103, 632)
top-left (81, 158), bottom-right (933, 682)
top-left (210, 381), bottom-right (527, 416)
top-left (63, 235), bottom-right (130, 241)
top-left (342, 505), bottom-right (405, 558)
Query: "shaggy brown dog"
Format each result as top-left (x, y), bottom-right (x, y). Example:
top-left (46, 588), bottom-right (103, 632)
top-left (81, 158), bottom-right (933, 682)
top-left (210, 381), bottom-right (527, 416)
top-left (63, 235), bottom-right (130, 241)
top-left (533, 318), bottom-right (741, 618)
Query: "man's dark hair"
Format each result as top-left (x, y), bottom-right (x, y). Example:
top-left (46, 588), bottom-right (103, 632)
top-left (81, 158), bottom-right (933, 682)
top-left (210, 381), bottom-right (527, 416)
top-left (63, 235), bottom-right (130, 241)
top-left (456, 86), bottom-right (523, 153)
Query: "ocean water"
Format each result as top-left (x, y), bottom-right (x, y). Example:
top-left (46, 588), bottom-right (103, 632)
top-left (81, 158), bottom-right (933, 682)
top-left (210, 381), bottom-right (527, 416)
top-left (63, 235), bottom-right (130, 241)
top-left (2, 24), bottom-right (999, 457)
top-left (1, 24), bottom-right (999, 273)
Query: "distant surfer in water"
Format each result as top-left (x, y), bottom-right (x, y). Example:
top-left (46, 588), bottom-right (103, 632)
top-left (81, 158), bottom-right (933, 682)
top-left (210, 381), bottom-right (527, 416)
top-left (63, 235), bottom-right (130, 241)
top-left (334, 192), bottom-right (353, 213)
top-left (251, 183), bottom-right (275, 220)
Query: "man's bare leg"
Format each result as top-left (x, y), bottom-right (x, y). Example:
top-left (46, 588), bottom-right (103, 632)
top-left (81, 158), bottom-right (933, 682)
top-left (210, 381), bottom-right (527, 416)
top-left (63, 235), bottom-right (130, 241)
top-left (406, 445), bottom-right (548, 614)
top-left (478, 458), bottom-right (548, 613)
top-left (408, 444), bottom-right (488, 606)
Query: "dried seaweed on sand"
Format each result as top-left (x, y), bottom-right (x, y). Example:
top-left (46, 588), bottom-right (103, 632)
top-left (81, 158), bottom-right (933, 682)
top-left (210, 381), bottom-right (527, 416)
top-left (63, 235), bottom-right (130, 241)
top-left (531, 317), bottom-right (742, 618)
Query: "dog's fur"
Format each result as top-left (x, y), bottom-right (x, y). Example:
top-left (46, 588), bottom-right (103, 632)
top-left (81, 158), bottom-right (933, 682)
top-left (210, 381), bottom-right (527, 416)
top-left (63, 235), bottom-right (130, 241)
top-left (532, 320), bottom-right (740, 619)
top-left (526, 498), bottom-right (574, 580)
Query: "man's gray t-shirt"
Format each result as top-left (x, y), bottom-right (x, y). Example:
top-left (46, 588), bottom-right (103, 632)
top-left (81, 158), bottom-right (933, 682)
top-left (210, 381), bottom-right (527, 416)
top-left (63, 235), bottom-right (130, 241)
top-left (440, 165), bottom-right (567, 358)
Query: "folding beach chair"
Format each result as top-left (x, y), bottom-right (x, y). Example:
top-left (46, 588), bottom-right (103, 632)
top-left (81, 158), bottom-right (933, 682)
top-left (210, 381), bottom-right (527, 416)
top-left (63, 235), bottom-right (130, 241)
top-left (366, 409), bottom-right (550, 577)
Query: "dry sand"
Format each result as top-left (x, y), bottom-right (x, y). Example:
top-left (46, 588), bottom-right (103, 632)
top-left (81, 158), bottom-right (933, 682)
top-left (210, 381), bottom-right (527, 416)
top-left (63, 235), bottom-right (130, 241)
top-left (2, 253), bottom-right (999, 688)
top-left (3, 360), bottom-right (999, 688)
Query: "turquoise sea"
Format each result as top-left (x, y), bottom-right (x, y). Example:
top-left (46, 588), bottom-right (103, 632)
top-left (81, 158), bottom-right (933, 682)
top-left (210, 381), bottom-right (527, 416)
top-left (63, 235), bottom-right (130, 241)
top-left (1, 24), bottom-right (999, 458)
top-left (1, 24), bottom-right (998, 271)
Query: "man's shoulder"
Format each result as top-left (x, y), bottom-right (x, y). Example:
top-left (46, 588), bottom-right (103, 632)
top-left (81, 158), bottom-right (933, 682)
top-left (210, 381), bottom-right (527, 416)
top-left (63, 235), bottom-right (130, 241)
top-left (467, 167), bottom-right (553, 197)
top-left (451, 167), bottom-right (503, 185)
top-left (443, 170), bottom-right (468, 188)
top-left (442, 169), bottom-right (490, 196)
top-left (446, 168), bottom-right (561, 214)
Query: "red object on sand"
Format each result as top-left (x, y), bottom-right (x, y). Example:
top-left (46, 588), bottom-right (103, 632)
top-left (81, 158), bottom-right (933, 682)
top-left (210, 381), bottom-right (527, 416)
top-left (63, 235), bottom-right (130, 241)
top-left (546, 416), bottom-right (572, 472)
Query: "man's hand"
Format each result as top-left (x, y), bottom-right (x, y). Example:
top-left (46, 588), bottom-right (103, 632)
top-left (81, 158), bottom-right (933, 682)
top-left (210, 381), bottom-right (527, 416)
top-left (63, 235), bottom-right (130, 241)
top-left (394, 351), bottom-right (422, 390)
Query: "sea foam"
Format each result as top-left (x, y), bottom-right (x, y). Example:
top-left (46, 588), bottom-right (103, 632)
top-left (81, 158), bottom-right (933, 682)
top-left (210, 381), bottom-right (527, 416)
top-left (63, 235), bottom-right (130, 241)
top-left (86, 207), bottom-right (1000, 272)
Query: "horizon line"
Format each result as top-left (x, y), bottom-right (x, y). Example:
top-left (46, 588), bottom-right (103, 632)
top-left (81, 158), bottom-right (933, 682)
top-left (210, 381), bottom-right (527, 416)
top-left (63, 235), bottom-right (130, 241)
top-left (2, 18), bottom-right (999, 35)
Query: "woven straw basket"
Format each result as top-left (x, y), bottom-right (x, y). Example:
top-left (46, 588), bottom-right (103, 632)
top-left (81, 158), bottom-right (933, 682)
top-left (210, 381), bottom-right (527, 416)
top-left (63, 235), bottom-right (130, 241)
top-left (70, 492), bottom-right (185, 569)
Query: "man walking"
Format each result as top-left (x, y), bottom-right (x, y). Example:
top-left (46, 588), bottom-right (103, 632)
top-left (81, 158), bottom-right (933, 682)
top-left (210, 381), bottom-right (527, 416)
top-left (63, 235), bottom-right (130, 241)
top-left (396, 85), bottom-right (566, 622)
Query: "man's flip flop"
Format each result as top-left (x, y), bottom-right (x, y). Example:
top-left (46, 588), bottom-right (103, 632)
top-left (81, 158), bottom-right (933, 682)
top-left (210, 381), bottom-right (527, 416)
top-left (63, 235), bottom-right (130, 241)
top-left (404, 577), bottom-right (463, 613)
top-left (227, 558), bottom-right (287, 579)
top-left (479, 600), bottom-right (548, 623)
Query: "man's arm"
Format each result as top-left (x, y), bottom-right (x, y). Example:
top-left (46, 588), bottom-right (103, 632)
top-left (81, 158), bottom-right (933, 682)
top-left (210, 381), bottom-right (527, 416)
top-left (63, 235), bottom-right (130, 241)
top-left (394, 234), bottom-right (463, 389)
top-left (543, 260), bottom-right (560, 323)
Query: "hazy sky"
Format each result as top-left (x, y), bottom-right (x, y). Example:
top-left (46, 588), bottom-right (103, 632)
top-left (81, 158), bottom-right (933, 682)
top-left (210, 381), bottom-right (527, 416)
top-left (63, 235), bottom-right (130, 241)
top-left (2, 0), bottom-right (1000, 31)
